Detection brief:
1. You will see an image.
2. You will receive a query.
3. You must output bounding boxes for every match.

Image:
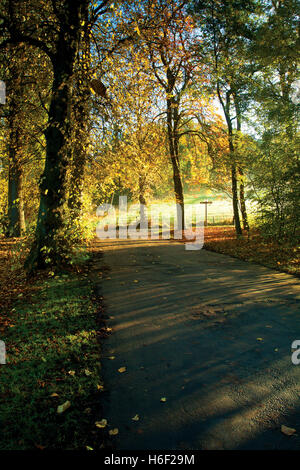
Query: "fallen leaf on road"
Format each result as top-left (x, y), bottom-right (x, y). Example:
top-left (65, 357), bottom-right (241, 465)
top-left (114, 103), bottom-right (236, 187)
top-left (95, 419), bottom-right (107, 428)
top-left (109, 428), bottom-right (119, 435)
top-left (108, 356), bottom-right (115, 360)
top-left (133, 280), bottom-right (139, 283)
top-left (118, 367), bottom-right (126, 373)
top-left (256, 338), bottom-right (263, 341)
top-left (50, 393), bottom-right (59, 398)
top-left (97, 384), bottom-right (104, 391)
top-left (132, 414), bottom-right (139, 421)
top-left (57, 401), bottom-right (71, 414)
top-left (68, 370), bottom-right (75, 376)
top-left (160, 397), bottom-right (167, 402)
top-left (34, 443), bottom-right (46, 450)
top-left (281, 425), bottom-right (296, 436)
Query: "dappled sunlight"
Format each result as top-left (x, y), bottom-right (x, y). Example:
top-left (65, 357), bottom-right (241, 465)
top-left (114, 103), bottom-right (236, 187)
top-left (141, 354), bottom-right (300, 449)
top-left (204, 228), bottom-right (300, 276)
top-left (1, 0), bottom-right (298, 451)
top-left (99, 238), bottom-right (300, 449)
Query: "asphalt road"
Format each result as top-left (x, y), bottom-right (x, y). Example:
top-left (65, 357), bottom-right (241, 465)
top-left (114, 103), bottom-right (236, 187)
top-left (96, 239), bottom-right (300, 450)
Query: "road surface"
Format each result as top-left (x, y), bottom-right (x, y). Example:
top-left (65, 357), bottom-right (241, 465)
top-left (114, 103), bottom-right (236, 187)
top-left (95, 239), bottom-right (300, 450)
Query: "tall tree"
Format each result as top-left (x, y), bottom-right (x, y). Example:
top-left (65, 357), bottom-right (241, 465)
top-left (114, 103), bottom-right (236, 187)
top-left (191, 0), bottom-right (259, 236)
top-left (6, 45), bottom-right (26, 237)
top-left (67, 6), bottom-right (92, 223)
top-left (0, 33), bottom-right (51, 238)
top-left (140, 1), bottom-right (195, 231)
top-left (0, 0), bottom-right (110, 270)
top-left (246, 0), bottom-right (300, 238)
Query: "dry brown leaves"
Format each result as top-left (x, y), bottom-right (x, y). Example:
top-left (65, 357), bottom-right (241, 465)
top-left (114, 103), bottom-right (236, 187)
top-left (0, 238), bottom-right (28, 333)
top-left (204, 227), bottom-right (300, 276)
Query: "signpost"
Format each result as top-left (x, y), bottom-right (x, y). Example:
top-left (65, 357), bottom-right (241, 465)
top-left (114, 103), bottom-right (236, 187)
top-left (199, 200), bottom-right (213, 226)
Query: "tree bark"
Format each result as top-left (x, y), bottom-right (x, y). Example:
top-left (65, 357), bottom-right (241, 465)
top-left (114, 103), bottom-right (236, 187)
top-left (166, 94), bottom-right (184, 232)
top-left (68, 5), bottom-right (91, 222)
top-left (6, 47), bottom-right (26, 238)
top-left (238, 167), bottom-right (249, 231)
top-left (7, 163), bottom-right (26, 237)
top-left (231, 163), bottom-right (242, 236)
top-left (138, 176), bottom-right (147, 225)
top-left (218, 88), bottom-right (242, 237)
top-left (234, 93), bottom-right (249, 232)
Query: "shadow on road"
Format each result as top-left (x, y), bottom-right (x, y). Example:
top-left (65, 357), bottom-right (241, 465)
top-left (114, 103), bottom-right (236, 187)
top-left (96, 239), bottom-right (300, 450)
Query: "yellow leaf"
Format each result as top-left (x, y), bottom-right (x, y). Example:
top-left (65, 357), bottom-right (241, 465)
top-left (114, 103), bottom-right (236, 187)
top-left (132, 414), bottom-right (139, 421)
top-left (281, 425), bottom-right (296, 436)
top-left (109, 428), bottom-right (119, 436)
top-left (95, 419), bottom-right (107, 428)
top-left (160, 397), bottom-right (167, 402)
top-left (118, 367), bottom-right (126, 373)
top-left (57, 401), bottom-right (71, 414)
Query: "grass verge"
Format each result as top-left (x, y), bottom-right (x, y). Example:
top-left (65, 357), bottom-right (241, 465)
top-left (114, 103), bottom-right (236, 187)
top-left (0, 242), bottom-right (105, 450)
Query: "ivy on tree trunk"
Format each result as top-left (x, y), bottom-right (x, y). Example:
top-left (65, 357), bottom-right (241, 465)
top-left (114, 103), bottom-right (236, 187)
top-left (25, 0), bottom-right (89, 272)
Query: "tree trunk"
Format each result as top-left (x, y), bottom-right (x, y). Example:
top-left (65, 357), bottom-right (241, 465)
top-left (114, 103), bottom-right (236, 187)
top-left (6, 44), bottom-right (26, 237)
top-left (7, 164), bottom-right (26, 237)
top-left (25, 1), bottom-right (87, 272)
top-left (233, 93), bottom-right (249, 232)
top-left (139, 193), bottom-right (147, 225)
top-left (231, 163), bottom-right (242, 236)
top-left (238, 167), bottom-right (249, 231)
top-left (138, 176), bottom-right (147, 225)
top-left (7, 123), bottom-right (26, 237)
top-left (219, 90), bottom-right (242, 237)
top-left (68, 6), bottom-right (91, 221)
top-left (167, 97), bottom-right (184, 232)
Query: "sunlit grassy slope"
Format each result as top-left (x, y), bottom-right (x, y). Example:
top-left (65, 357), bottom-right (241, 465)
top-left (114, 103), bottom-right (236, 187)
top-left (101, 189), bottom-right (235, 227)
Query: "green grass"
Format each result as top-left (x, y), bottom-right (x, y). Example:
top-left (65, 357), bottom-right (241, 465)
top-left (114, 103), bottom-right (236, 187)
top-left (0, 270), bottom-right (103, 450)
top-left (99, 192), bottom-right (234, 229)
